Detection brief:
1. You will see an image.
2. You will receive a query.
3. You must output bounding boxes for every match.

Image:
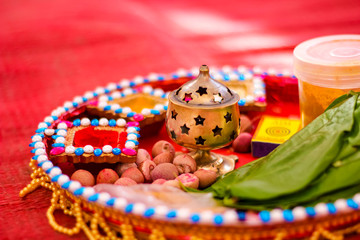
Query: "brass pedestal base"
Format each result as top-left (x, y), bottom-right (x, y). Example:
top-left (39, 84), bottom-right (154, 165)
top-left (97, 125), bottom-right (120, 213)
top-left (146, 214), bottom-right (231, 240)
top-left (188, 150), bottom-right (238, 175)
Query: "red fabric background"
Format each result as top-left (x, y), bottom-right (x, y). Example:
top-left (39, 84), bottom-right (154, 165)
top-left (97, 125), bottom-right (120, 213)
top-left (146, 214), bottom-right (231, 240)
top-left (1, 0), bottom-right (360, 239)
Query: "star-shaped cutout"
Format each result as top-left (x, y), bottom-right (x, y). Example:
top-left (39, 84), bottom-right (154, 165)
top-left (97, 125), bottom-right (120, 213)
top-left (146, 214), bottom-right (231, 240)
top-left (183, 93), bottom-right (193, 103)
top-left (175, 87), bottom-right (182, 96)
top-left (195, 136), bottom-right (206, 145)
top-left (213, 93), bottom-right (224, 103)
top-left (229, 131), bottom-right (236, 141)
top-left (180, 124), bottom-right (190, 135)
top-left (170, 130), bottom-right (177, 140)
top-left (194, 115), bottom-right (205, 126)
top-left (196, 86), bottom-right (208, 96)
top-left (224, 112), bottom-right (232, 123)
top-left (227, 87), bottom-right (233, 96)
top-left (171, 110), bottom-right (178, 120)
top-left (212, 125), bottom-right (223, 137)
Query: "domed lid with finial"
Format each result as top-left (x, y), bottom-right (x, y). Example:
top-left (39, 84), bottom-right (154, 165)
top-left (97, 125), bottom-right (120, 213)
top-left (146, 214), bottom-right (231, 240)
top-left (172, 65), bottom-right (239, 106)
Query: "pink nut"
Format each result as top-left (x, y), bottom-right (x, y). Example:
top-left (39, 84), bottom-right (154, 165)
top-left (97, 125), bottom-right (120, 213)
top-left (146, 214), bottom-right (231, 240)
top-left (115, 163), bottom-right (137, 176)
top-left (177, 173), bottom-right (199, 189)
top-left (121, 167), bottom-right (144, 183)
top-left (152, 140), bottom-right (175, 158)
top-left (173, 154), bottom-right (197, 174)
top-left (153, 152), bottom-right (174, 165)
top-left (114, 177), bottom-right (137, 186)
top-left (138, 160), bottom-right (156, 182)
top-left (96, 168), bottom-right (119, 184)
top-left (136, 149), bottom-right (151, 165)
top-left (150, 163), bottom-right (178, 181)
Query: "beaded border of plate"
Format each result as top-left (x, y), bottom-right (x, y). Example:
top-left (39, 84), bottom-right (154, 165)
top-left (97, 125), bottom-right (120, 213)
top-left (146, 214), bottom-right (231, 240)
top-left (24, 66), bottom-right (360, 228)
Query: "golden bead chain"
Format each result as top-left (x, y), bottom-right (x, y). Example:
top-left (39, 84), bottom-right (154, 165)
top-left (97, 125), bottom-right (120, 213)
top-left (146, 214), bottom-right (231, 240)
top-left (20, 159), bottom-right (360, 239)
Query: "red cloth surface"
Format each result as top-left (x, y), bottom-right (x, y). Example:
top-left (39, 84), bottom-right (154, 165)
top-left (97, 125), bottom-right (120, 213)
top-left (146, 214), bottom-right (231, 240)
top-left (1, 0), bottom-right (360, 239)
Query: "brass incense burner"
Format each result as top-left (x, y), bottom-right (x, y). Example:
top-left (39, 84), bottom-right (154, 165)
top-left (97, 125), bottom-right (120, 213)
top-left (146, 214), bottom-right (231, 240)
top-left (166, 65), bottom-right (240, 175)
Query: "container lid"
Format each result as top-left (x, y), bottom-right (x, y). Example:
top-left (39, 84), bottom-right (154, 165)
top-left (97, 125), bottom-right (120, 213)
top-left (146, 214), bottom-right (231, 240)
top-left (171, 65), bottom-right (238, 107)
top-left (293, 34), bottom-right (360, 88)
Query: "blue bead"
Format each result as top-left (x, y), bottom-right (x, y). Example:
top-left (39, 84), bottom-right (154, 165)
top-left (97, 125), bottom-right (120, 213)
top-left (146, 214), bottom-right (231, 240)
top-left (51, 175), bottom-right (61, 182)
top-left (29, 142), bottom-right (36, 147)
top-left (73, 119), bottom-right (81, 126)
top-left (143, 78), bottom-right (150, 83)
top-left (109, 119), bottom-right (116, 127)
top-left (88, 193), bottom-right (99, 202)
top-left (82, 97), bottom-right (88, 102)
top-left (191, 214), bottom-right (200, 223)
top-left (125, 204), bottom-right (134, 213)
top-left (172, 74), bottom-right (179, 79)
top-left (128, 133), bottom-right (140, 138)
top-left (52, 116), bottom-right (58, 121)
top-left (214, 215), bottom-right (223, 225)
top-left (104, 105), bottom-right (111, 111)
top-left (144, 208), bottom-right (155, 217)
top-left (104, 88), bottom-right (110, 94)
top-left (306, 207), bottom-right (316, 217)
top-left (91, 119), bottom-right (99, 126)
top-left (161, 93), bottom-right (167, 98)
top-left (130, 82), bottom-right (136, 87)
top-left (106, 198), bottom-right (116, 206)
top-left (186, 73), bottom-right (193, 77)
top-left (38, 160), bottom-right (50, 167)
top-left (36, 128), bottom-right (47, 133)
top-left (94, 149), bottom-right (102, 156)
top-left (347, 199), bottom-right (359, 209)
top-left (72, 102), bottom-right (78, 107)
top-left (166, 210), bottom-right (177, 218)
top-left (93, 92), bottom-right (99, 97)
top-left (158, 76), bottom-right (164, 81)
top-left (223, 74), bottom-right (230, 81)
top-left (73, 187), bottom-right (85, 195)
top-left (33, 134), bottom-right (44, 138)
top-left (75, 148), bottom-right (84, 156)
top-left (108, 96), bottom-right (113, 101)
top-left (32, 155), bottom-right (39, 160)
top-left (127, 112), bottom-right (135, 117)
top-left (164, 106), bottom-right (168, 110)
top-left (283, 209), bottom-right (294, 222)
top-left (52, 143), bottom-right (65, 148)
top-left (259, 211), bottom-right (270, 223)
top-left (327, 203), bottom-right (337, 214)
top-left (150, 110), bottom-right (160, 115)
top-left (121, 93), bottom-right (125, 97)
top-left (116, 84), bottom-right (121, 89)
top-left (62, 181), bottom-right (72, 189)
top-left (127, 140), bottom-right (139, 145)
top-left (238, 99), bottom-right (246, 106)
top-left (31, 149), bottom-right (37, 153)
top-left (112, 148), bottom-right (121, 155)
top-left (150, 90), bottom-right (155, 96)
top-left (239, 74), bottom-right (245, 80)
top-left (238, 211), bottom-right (246, 221)
top-left (64, 107), bottom-right (69, 111)
top-left (45, 167), bottom-right (53, 174)
top-left (134, 127), bottom-right (140, 131)
top-left (52, 135), bottom-right (61, 140)
top-left (115, 109), bottom-right (123, 114)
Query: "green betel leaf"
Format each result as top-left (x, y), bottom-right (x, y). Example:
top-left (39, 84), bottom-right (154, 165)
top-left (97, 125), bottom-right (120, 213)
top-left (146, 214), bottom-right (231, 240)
top-left (193, 92), bottom-right (360, 210)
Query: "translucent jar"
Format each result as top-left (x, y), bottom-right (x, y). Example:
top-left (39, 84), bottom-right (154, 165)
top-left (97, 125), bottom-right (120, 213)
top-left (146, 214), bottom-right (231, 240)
top-left (294, 35), bottom-right (360, 126)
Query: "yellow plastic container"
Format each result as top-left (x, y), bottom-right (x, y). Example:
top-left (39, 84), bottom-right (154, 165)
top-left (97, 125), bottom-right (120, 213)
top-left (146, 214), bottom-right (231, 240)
top-left (293, 35), bottom-right (360, 126)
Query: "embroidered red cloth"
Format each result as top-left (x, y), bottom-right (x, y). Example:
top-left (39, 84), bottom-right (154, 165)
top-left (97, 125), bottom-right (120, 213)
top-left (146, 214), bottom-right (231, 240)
top-left (1, 0), bottom-right (360, 239)
top-left (73, 127), bottom-right (121, 148)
